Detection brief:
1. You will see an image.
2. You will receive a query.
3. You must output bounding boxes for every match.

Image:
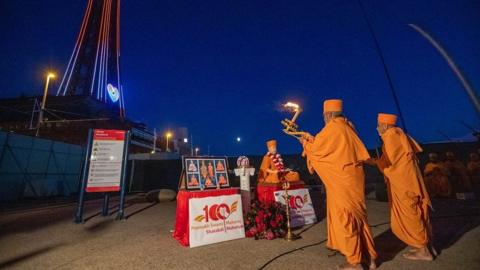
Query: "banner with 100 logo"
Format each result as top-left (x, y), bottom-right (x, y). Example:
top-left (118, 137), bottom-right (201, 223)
top-left (274, 188), bottom-right (317, 228)
top-left (189, 194), bottom-right (245, 248)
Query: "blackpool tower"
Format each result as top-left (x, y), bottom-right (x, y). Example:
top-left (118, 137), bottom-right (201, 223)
top-left (57, 0), bottom-right (125, 118)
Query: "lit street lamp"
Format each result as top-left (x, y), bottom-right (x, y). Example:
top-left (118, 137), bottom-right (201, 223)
top-left (36, 72), bottom-right (56, 136)
top-left (166, 132), bottom-right (173, 152)
top-left (195, 147), bottom-right (199, 156)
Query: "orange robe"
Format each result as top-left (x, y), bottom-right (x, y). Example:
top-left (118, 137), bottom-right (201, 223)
top-left (444, 160), bottom-right (472, 193)
top-left (258, 154), bottom-right (300, 183)
top-left (376, 127), bottom-right (431, 248)
top-left (424, 162), bottom-right (451, 197)
top-left (302, 117), bottom-right (377, 265)
top-left (467, 161), bottom-right (480, 193)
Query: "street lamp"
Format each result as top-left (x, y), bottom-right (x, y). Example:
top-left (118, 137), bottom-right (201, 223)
top-left (195, 147), bottom-right (199, 156)
top-left (36, 72), bottom-right (56, 136)
top-left (166, 132), bottom-right (173, 152)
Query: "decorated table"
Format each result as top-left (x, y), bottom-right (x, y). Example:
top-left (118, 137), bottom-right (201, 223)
top-left (256, 181), bottom-right (305, 205)
top-left (173, 188), bottom-right (240, 247)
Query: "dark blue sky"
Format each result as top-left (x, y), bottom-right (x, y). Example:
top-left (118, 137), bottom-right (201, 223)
top-left (1, 0), bottom-right (479, 156)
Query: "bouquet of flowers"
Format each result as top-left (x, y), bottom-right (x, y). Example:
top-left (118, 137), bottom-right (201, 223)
top-left (244, 200), bottom-right (287, 240)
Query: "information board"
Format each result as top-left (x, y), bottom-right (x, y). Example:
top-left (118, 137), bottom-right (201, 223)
top-left (86, 129), bottom-right (126, 192)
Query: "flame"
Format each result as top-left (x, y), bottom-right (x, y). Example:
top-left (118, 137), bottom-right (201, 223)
top-left (284, 102), bottom-right (300, 112)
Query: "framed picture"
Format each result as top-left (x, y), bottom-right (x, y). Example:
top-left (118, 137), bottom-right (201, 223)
top-left (181, 156), bottom-right (230, 190)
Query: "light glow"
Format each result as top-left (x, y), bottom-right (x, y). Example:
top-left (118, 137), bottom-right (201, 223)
top-left (284, 102), bottom-right (300, 112)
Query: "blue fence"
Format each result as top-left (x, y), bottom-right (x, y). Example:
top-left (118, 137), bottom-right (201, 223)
top-left (0, 131), bottom-right (84, 201)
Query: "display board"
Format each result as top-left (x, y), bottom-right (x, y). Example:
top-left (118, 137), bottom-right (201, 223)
top-left (188, 194), bottom-right (245, 248)
top-left (182, 156), bottom-right (230, 190)
top-left (86, 129), bottom-right (127, 192)
top-left (274, 188), bottom-right (317, 228)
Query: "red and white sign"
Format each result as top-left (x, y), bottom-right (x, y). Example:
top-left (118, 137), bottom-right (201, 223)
top-left (189, 194), bottom-right (245, 248)
top-left (274, 188), bottom-right (317, 227)
top-left (86, 129), bottom-right (126, 192)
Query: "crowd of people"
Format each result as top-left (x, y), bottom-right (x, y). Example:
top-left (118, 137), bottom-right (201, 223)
top-left (423, 150), bottom-right (480, 198)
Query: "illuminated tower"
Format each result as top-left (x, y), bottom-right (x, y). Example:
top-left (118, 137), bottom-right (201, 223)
top-left (57, 0), bottom-right (125, 118)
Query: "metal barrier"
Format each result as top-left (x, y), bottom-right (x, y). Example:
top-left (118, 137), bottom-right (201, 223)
top-left (0, 131), bottom-right (84, 201)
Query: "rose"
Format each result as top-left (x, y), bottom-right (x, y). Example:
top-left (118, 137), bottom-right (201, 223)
top-left (265, 230), bottom-right (275, 240)
top-left (256, 222), bottom-right (265, 233)
top-left (270, 220), bottom-right (278, 228)
top-left (275, 214), bottom-right (283, 222)
top-left (246, 227), bottom-right (257, 237)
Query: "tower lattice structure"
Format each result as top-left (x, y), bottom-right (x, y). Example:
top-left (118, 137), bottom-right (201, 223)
top-left (57, 0), bottom-right (125, 118)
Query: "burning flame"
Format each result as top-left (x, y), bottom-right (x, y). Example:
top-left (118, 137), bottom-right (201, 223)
top-left (284, 102), bottom-right (300, 112)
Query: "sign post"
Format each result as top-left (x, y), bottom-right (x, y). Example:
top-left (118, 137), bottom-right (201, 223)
top-left (74, 129), bottom-right (130, 224)
top-left (74, 129), bottom-right (94, 224)
top-left (116, 131), bottom-right (131, 220)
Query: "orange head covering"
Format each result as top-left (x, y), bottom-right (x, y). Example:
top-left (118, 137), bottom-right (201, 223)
top-left (378, 113), bottom-right (397, 125)
top-left (266, 140), bottom-right (277, 148)
top-left (323, 99), bottom-right (343, 113)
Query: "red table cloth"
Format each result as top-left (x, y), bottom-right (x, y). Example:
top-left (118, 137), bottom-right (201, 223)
top-left (256, 182), bottom-right (305, 205)
top-left (173, 188), bottom-right (240, 246)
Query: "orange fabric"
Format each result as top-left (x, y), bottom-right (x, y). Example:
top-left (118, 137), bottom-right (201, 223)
top-left (257, 154), bottom-right (300, 183)
top-left (377, 113), bottom-right (397, 125)
top-left (424, 162), bottom-right (452, 197)
top-left (302, 117), bottom-right (376, 265)
top-left (188, 175), bottom-right (199, 186)
top-left (266, 140), bottom-right (277, 148)
top-left (323, 99), bottom-right (343, 112)
top-left (216, 161), bottom-right (225, 171)
top-left (378, 127), bottom-right (431, 248)
top-left (444, 159), bottom-right (472, 192)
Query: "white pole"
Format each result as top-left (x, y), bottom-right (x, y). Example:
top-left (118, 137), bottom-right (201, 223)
top-left (409, 23), bottom-right (480, 116)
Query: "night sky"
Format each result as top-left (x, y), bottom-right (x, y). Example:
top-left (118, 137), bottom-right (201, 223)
top-left (0, 0), bottom-right (479, 156)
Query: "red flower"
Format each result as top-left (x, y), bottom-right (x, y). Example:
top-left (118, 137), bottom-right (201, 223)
top-left (270, 220), bottom-right (278, 228)
top-left (265, 230), bottom-right (275, 240)
top-left (275, 214), bottom-right (283, 222)
top-left (246, 227), bottom-right (257, 237)
top-left (256, 222), bottom-right (265, 233)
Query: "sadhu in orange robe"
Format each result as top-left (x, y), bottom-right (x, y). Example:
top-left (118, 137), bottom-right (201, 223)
top-left (423, 155), bottom-right (451, 198)
top-left (258, 140), bottom-right (300, 184)
top-left (375, 113), bottom-right (432, 249)
top-left (301, 99), bottom-right (377, 265)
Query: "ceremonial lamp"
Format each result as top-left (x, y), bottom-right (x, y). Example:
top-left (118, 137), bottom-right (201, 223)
top-left (281, 102), bottom-right (307, 139)
top-left (282, 179), bottom-right (301, 241)
top-left (280, 101), bottom-right (304, 240)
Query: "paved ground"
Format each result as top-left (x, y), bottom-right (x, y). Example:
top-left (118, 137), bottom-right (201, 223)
top-left (0, 194), bottom-right (479, 270)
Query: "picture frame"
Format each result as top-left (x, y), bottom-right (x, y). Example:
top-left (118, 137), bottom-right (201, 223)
top-left (181, 156), bottom-right (230, 190)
